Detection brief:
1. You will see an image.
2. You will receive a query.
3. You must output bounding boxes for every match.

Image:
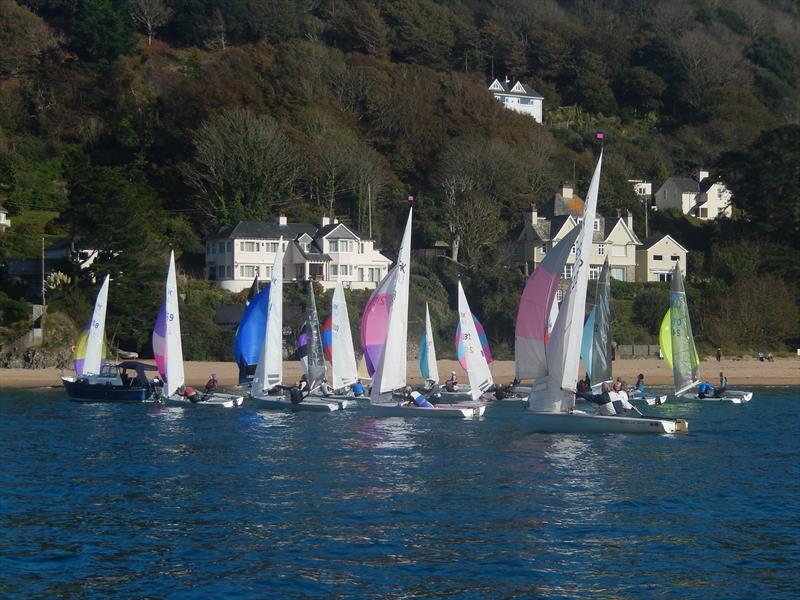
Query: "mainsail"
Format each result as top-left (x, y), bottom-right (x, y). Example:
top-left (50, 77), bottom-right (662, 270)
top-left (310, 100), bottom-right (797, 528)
top-left (253, 239), bottom-right (284, 392)
top-left (515, 226), bottom-right (581, 380)
top-left (233, 282), bottom-right (269, 384)
top-left (529, 151), bottom-right (603, 413)
top-left (667, 262), bottom-right (700, 395)
top-left (297, 282), bottom-right (327, 385)
top-left (455, 313), bottom-right (493, 371)
top-left (419, 303), bottom-right (439, 383)
top-left (457, 281), bottom-right (494, 401)
top-left (580, 258), bottom-right (612, 385)
top-left (152, 251), bottom-right (185, 397)
top-left (369, 208), bottom-right (413, 401)
top-left (330, 280), bottom-right (358, 390)
top-left (74, 274), bottom-right (110, 376)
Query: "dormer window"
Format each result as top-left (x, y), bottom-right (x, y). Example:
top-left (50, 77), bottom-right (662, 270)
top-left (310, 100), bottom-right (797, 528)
top-left (593, 219), bottom-right (600, 231)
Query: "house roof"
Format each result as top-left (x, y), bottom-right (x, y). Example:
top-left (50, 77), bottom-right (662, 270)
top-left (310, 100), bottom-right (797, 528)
top-left (488, 78), bottom-right (544, 99)
top-left (602, 217), bottom-right (641, 245)
top-left (639, 234), bottom-right (688, 253)
top-left (668, 177), bottom-right (700, 194)
top-left (208, 221), bottom-right (316, 241)
top-left (293, 239), bottom-right (331, 262)
top-left (314, 222), bottom-right (359, 242)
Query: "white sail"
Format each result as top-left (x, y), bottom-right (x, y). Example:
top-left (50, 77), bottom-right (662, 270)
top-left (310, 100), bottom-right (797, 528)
top-left (253, 238), bottom-right (284, 392)
top-left (82, 274), bottom-right (110, 375)
top-left (529, 151), bottom-right (603, 413)
top-left (547, 293), bottom-right (559, 336)
top-left (165, 251), bottom-right (185, 397)
top-left (420, 303), bottom-right (439, 383)
top-left (331, 280), bottom-right (358, 390)
top-left (370, 208), bottom-right (413, 402)
top-left (457, 281), bottom-right (494, 401)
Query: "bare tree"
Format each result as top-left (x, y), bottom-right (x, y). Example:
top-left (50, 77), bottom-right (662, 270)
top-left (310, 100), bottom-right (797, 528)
top-left (129, 0), bottom-right (172, 47)
top-left (181, 109), bottom-right (299, 225)
top-left (0, 0), bottom-right (60, 77)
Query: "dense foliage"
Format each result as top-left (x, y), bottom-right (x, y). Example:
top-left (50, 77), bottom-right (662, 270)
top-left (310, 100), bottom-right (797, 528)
top-left (0, 0), bottom-right (798, 358)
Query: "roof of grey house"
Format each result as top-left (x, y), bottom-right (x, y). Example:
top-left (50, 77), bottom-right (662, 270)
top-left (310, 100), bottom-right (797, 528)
top-left (602, 217), bottom-right (641, 245)
top-left (667, 177), bottom-right (700, 193)
top-left (698, 178), bottom-right (724, 194)
top-left (293, 239), bottom-right (331, 262)
top-left (488, 79), bottom-right (544, 99)
top-left (208, 221), bottom-right (317, 241)
top-left (313, 222), bottom-right (359, 242)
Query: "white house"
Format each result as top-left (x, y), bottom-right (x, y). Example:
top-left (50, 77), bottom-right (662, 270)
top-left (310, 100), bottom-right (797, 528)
top-left (635, 235), bottom-right (688, 282)
top-left (205, 215), bottom-right (392, 293)
top-left (0, 205), bottom-right (9, 231)
top-left (510, 184), bottom-right (642, 284)
top-left (654, 169), bottom-right (732, 220)
top-left (488, 77), bottom-right (544, 123)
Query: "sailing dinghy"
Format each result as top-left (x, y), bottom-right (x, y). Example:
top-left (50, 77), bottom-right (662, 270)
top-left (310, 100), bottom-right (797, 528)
top-left (364, 208), bottom-right (481, 418)
top-left (579, 259), bottom-right (666, 406)
top-left (154, 252), bottom-right (243, 408)
top-left (62, 275), bottom-right (158, 402)
top-left (520, 152), bottom-right (687, 434)
top-left (660, 263), bottom-right (752, 404)
top-left (247, 242), bottom-right (344, 412)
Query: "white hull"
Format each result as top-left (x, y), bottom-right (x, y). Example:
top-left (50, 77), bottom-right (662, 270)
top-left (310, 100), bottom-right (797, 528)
top-left (630, 394), bottom-right (668, 406)
top-left (522, 410), bottom-right (688, 434)
top-left (162, 392), bottom-right (244, 408)
top-left (248, 394), bottom-right (346, 412)
top-left (483, 398), bottom-right (529, 411)
top-left (370, 403), bottom-right (476, 418)
top-left (692, 390), bottom-right (752, 404)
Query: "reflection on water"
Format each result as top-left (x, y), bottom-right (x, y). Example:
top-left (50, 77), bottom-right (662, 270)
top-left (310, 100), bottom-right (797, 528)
top-left (0, 388), bottom-right (798, 598)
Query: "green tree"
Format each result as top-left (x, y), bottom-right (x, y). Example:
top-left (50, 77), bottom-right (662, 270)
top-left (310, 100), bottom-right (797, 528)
top-left (71, 0), bottom-right (136, 63)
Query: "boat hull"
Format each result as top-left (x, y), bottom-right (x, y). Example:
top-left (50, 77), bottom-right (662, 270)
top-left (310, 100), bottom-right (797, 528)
top-left (630, 395), bottom-right (668, 406)
top-left (483, 398), bottom-right (529, 411)
top-left (162, 392), bottom-right (244, 408)
top-left (522, 410), bottom-right (688, 434)
top-left (690, 390), bottom-right (752, 404)
top-left (248, 395), bottom-right (344, 412)
top-left (370, 403), bottom-right (475, 418)
top-left (62, 377), bottom-right (151, 403)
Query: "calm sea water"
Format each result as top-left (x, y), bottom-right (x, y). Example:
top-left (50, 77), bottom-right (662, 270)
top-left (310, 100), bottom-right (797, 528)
top-left (1, 387), bottom-right (798, 599)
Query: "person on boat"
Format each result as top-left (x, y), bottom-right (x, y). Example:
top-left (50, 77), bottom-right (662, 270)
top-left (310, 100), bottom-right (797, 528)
top-left (445, 371), bottom-right (459, 392)
top-left (423, 378), bottom-right (436, 392)
top-left (179, 385), bottom-right (201, 403)
top-left (573, 382), bottom-right (616, 416)
top-left (319, 379), bottom-right (333, 397)
top-left (352, 378), bottom-right (365, 397)
top-left (493, 384), bottom-right (507, 401)
top-left (576, 380), bottom-right (590, 394)
top-left (120, 371), bottom-right (132, 387)
top-left (714, 372), bottom-right (728, 398)
top-left (610, 381), bottom-right (642, 417)
top-left (632, 374), bottom-right (646, 397)
top-left (205, 373), bottom-right (218, 395)
top-left (403, 386), bottom-right (433, 408)
top-left (425, 383), bottom-right (442, 405)
top-left (698, 381), bottom-right (714, 398)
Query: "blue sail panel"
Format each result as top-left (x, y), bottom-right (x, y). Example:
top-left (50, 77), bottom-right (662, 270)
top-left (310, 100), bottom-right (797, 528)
top-left (233, 284), bottom-right (270, 368)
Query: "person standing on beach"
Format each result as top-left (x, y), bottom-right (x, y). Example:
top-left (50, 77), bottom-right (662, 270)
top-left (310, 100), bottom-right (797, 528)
top-left (716, 347), bottom-right (722, 362)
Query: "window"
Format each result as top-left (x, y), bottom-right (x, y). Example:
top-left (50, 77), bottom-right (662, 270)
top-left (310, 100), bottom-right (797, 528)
top-left (556, 288), bottom-right (563, 302)
top-left (369, 267), bottom-right (381, 282)
top-left (653, 254), bottom-right (663, 261)
top-left (593, 219), bottom-right (600, 231)
top-left (266, 242), bottom-right (279, 253)
top-left (331, 265), bottom-right (337, 277)
top-left (329, 240), bottom-right (338, 252)
top-left (359, 243), bottom-right (365, 254)
top-left (570, 244), bottom-right (576, 255)
top-left (656, 272), bottom-right (672, 282)
top-left (699, 207), bottom-right (708, 218)
top-left (218, 242), bottom-right (225, 253)
top-left (670, 255), bottom-right (680, 262)
top-left (611, 267), bottom-right (626, 281)
top-left (612, 245), bottom-right (627, 257)
top-left (589, 266), bottom-right (601, 280)
top-left (227, 241), bottom-right (232, 253)
top-left (218, 265), bottom-right (225, 278)
top-left (226, 266), bottom-right (232, 278)
top-left (597, 244), bottom-right (605, 256)
top-left (541, 244), bottom-right (548, 254)
top-left (358, 268), bottom-right (365, 282)
top-left (240, 265), bottom-right (257, 278)
top-left (240, 241), bottom-right (257, 252)
top-left (562, 264), bottom-right (573, 279)
top-left (207, 243), bottom-right (214, 255)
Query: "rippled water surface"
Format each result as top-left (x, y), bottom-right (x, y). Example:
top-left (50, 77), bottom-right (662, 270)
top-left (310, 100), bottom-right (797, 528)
top-left (1, 387), bottom-right (799, 598)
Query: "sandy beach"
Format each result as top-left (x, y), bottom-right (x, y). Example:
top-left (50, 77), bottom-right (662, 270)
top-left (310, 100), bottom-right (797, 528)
top-left (1, 357), bottom-right (798, 390)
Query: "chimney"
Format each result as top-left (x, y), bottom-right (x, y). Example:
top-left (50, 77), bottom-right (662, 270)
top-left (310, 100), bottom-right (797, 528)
top-left (277, 213), bottom-right (287, 226)
top-left (615, 207), bottom-right (621, 219)
top-left (560, 183), bottom-right (573, 199)
top-left (626, 210), bottom-right (633, 230)
top-left (529, 202), bottom-right (538, 225)
top-left (697, 169), bottom-right (709, 182)
top-left (505, 75), bottom-right (510, 84)
top-left (321, 212), bottom-right (330, 227)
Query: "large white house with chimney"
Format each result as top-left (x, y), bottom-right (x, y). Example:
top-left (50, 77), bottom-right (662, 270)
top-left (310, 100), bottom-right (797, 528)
top-left (654, 169), bottom-right (732, 219)
top-left (205, 215), bottom-right (392, 293)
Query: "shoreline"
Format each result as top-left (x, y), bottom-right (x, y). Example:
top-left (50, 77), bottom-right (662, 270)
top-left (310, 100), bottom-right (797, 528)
top-left (1, 357), bottom-right (798, 390)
